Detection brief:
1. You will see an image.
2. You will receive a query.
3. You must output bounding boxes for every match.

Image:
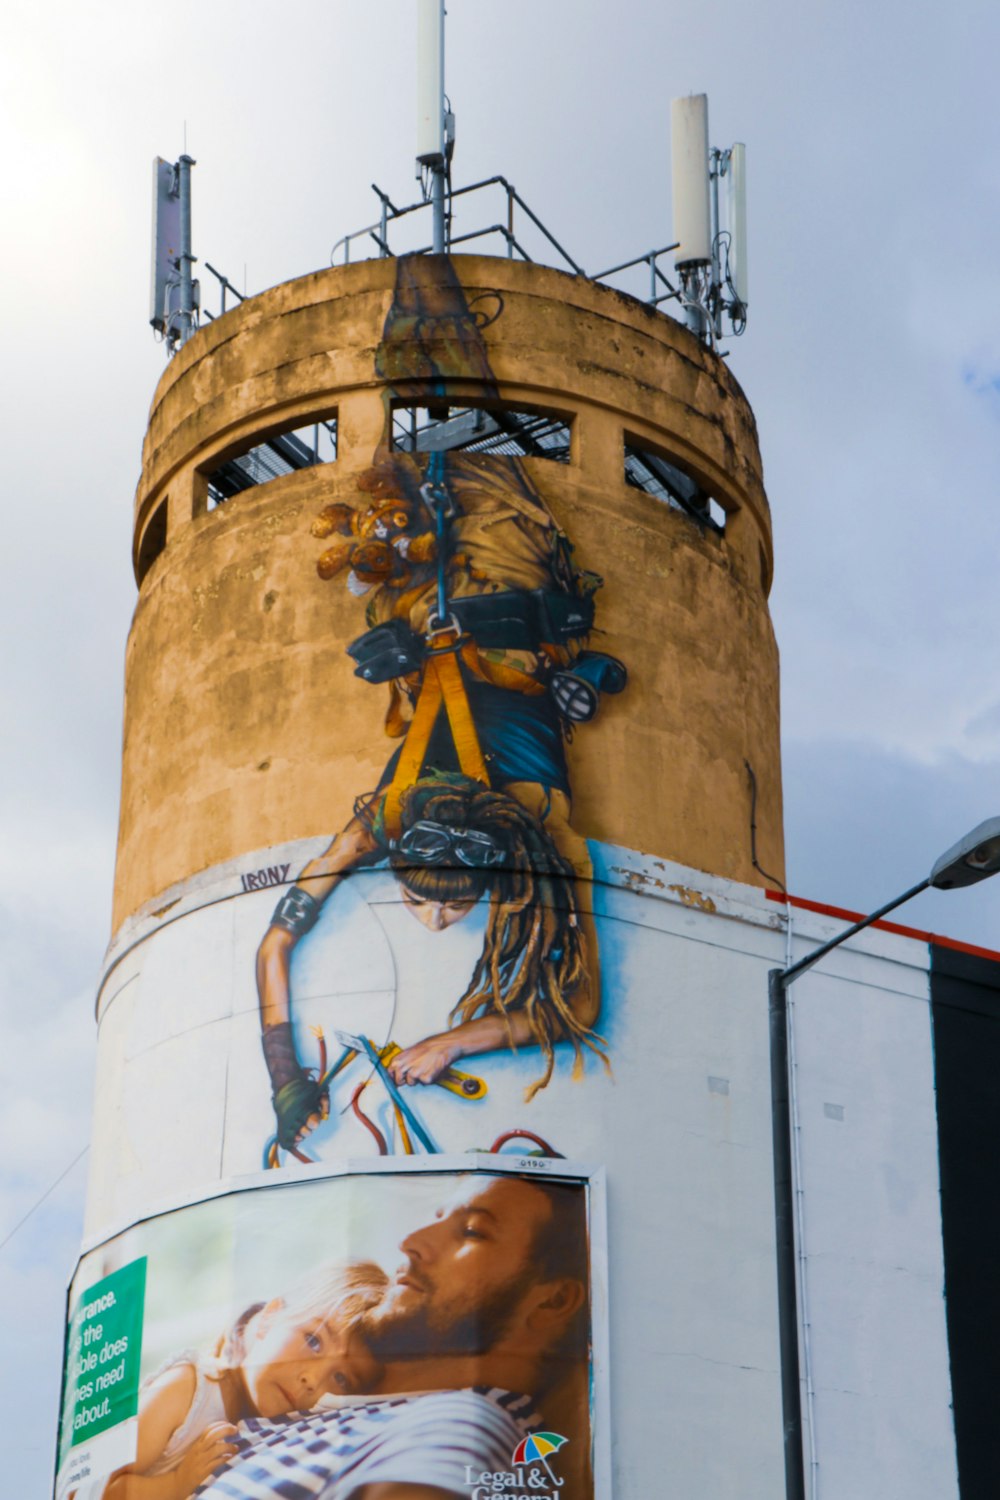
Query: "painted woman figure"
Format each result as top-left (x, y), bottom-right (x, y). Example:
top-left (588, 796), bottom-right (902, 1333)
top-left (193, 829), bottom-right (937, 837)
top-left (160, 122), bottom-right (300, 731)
top-left (257, 255), bottom-right (623, 1151)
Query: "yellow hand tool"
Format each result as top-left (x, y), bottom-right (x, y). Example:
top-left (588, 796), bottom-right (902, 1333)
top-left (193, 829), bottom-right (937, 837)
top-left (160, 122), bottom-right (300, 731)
top-left (378, 1042), bottom-right (487, 1100)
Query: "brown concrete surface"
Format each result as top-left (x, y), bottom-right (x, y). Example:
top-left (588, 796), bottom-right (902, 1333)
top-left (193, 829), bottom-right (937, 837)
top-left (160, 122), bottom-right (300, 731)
top-left (116, 256), bottom-right (783, 928)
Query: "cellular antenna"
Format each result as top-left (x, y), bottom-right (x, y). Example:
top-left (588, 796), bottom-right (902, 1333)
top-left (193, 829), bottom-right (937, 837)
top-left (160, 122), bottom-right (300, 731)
top-left (727, 142), bottom-right (749, 310)
top-left (415, 0), bottom-right (454, 253)
top-left (671, 95), bottom-right (712, 274)
top-left (150, 154), bottom-right (199, 352)
top-left (670, 95), bottom-right (748, 344)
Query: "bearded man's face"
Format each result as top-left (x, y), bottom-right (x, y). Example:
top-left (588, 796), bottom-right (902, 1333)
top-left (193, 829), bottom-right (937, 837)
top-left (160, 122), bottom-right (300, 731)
top-left (368, 1177), bottom-right (552, 1358)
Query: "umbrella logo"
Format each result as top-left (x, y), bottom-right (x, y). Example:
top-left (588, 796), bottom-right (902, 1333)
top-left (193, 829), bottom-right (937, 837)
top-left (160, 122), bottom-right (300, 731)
top-left (511, 1432), bottom-right (569, 1486)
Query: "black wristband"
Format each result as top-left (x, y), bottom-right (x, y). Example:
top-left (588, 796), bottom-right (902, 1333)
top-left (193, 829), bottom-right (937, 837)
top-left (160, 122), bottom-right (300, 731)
top-left (271, 887), bottom-right (321, 936)
top-left (262, 1021), bottom-right (303, 1094)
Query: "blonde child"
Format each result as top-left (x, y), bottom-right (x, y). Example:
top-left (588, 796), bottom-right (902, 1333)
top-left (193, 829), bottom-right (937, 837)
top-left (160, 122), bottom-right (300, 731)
top-left (102, 1260), bottom-right (387, 1500)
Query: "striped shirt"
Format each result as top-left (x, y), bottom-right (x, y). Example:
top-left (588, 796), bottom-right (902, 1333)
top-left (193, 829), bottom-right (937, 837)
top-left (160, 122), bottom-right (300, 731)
top-left (195, 1387), bottom-right (541, 1499)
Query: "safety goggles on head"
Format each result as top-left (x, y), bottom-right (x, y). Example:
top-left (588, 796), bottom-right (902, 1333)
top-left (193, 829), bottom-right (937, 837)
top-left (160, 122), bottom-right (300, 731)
top-left (396, 819), bottom-right (505, 869)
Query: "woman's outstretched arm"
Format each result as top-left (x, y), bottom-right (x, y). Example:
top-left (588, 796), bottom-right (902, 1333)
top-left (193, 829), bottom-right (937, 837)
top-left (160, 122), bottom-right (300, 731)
top-left (257, 817), bottom-right (379, 1146)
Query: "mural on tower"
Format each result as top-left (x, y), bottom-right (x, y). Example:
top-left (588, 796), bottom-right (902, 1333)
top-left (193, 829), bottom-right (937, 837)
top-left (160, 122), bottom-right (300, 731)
top-left (256, 257), bottom-right (627, 1160)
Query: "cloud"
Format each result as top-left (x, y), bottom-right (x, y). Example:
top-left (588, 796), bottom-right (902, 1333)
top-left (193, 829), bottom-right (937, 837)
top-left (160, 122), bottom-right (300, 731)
top-left (965, 699), bottom-right (1000, 741)
top-left (962, 362), bottom-right (1000, 407)
top-left (783, 735), bottom-right (1000, 948)
top-left (0, 971), bottom-right (94, 1493)
top-left (7, 0), bottom-right (1000, 1489)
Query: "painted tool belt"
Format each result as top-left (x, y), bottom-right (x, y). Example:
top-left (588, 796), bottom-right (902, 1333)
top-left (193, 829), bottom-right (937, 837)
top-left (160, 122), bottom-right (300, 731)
top-left (449, 588), bottom-right (595, 649)
top-left (347, 591), bottom-right (596, 684)
top-left (347, 585), bottom-right (593, 687)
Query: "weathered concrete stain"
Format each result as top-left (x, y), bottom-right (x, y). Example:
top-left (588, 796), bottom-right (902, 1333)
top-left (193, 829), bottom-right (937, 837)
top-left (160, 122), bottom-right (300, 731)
top-left (609, 868), bottom-right (719, 914)
top-left (668, 884), bottom-right (718, 914)
top-left (115, 257), bottom-right (783, 927)
top-left (611, 866), bottom-right (667, 894)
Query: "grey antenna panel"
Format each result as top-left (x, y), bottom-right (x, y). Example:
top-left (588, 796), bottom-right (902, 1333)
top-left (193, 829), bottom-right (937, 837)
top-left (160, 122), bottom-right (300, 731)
top-left (150, 157), bottom-right (181, 334)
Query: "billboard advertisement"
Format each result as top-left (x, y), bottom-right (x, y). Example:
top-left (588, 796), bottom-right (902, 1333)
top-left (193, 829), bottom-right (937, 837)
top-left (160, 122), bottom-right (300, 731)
top-left (59, 1160), bottom-right (606, 1500)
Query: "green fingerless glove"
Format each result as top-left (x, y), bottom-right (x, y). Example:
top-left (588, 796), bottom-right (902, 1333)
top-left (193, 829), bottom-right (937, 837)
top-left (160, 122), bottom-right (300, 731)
top-left (262, 1022), bottom-right (328, 1149)
top-left (273, 1075), bottom-right (328, 1150)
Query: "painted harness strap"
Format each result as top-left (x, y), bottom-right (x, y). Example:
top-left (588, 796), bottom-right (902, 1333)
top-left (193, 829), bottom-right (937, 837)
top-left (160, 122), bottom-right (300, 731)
top-left (381, 629), bottom-right (490, 837)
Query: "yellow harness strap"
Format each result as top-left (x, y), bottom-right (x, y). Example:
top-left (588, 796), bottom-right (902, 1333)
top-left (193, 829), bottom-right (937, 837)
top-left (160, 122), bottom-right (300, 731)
top-left (382, 631), bottom-right (490, 836)
top-left (458, 640), bottom-right (547, 696)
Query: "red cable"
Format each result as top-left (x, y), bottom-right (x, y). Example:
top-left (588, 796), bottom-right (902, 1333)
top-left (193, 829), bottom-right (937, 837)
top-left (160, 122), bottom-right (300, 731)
top-left (489, 1129), bottom-right (563, 1158)
top-left (352, 1083), bottom-right (388, 1154)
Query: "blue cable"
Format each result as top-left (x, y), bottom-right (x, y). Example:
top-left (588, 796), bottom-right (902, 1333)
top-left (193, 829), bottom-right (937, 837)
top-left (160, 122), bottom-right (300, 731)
top-left (357, 1035), bottom-right (439, 1153)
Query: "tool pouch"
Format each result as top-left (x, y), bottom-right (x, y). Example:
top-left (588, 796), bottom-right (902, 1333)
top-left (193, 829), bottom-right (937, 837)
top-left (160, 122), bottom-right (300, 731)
top-left (534, 588), bottom-right (595, 643)
top-left (347, 619), bottom-right (426, 683)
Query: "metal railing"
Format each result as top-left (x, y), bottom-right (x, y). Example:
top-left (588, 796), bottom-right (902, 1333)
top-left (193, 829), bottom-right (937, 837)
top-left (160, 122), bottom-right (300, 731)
top-left (591, 247), bottom-right (681, 308)
top-left (330, 176), bottom-right (681, 313)
top-left (202, 262), bottom-right (247, 320)
top-left (205, 418), bottom-right (338, 508)
top-left (391, 403), bottom-right (571, 464)
top-left (198, 179), bottom-right (684, 327)
top-left (332, 175), bottom-right (585, 274)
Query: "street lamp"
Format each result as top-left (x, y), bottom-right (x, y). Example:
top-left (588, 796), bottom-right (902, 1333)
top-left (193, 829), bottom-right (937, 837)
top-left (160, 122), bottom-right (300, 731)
top-left (770, 817), bottom-right (1000, 1500)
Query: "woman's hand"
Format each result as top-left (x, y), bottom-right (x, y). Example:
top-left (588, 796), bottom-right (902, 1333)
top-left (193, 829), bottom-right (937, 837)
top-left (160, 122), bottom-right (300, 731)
top-left (389, 1011), bottom-right (539, 1087)
top-left (175, 1421), bottom-right (239, 1498)
top-left (294, 1092), bottom-right (330, 1145)
top-left (388, 1033), bottom-right (463, 1086)
top-left (262, 1022), bottom-right (330, 1149)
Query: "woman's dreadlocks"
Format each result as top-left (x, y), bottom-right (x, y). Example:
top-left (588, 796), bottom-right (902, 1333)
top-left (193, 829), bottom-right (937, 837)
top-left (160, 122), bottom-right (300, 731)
top-left (362, 774), bottom-right (607, 1100)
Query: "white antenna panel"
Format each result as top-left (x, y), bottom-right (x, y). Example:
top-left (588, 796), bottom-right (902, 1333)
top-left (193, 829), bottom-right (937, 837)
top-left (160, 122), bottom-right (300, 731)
top-left (416, 0), bottom-right (444, 164)
top-left (671, 95), bottom-right (711, 267)
top-left (150, 157), bottom-right (180, 331)
top-left (727, 142), bottom-right (748, 306)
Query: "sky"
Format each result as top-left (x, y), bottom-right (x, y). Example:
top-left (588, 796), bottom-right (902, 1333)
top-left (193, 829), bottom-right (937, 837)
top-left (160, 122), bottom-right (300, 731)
top-left (3, 0), bottom-right (1000, 1489)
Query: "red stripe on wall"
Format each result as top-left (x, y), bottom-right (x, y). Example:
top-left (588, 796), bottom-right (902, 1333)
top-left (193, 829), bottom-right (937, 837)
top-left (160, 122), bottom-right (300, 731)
top-left (764, 889), bottom-right (1000, 964)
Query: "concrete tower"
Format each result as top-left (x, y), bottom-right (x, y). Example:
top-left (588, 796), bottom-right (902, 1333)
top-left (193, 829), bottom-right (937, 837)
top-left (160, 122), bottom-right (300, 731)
top-left (59, 249), bottom-right (789, 1500)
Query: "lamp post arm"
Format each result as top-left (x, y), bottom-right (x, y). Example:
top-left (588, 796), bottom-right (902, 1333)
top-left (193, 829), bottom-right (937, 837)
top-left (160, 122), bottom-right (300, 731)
top-left (781, 877), bottom-right (931, 987)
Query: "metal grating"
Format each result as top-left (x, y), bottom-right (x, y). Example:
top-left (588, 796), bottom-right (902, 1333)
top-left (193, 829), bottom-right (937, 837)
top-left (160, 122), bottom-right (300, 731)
top-left (391, 405), bottom-right (571, 463)
top-left (624, 442), bottom-right (725, 532)
top-left (206, 422), bottom-right (338, 507)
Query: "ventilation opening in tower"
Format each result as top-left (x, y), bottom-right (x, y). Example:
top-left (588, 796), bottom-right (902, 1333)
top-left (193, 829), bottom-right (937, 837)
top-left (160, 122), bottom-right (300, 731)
top-left (204, 413), bottom-right (339, 508)
top-left (136, 497), bottom-right (168, 584)
top-left (390, 402), bottom-right (572, 462)
top-left (624, 436), bottom-right (727, 532)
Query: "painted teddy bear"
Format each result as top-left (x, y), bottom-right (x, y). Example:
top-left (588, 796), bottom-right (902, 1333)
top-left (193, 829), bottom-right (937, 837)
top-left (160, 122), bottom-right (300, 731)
top-left (310, 495), bottom-right (437, 599)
